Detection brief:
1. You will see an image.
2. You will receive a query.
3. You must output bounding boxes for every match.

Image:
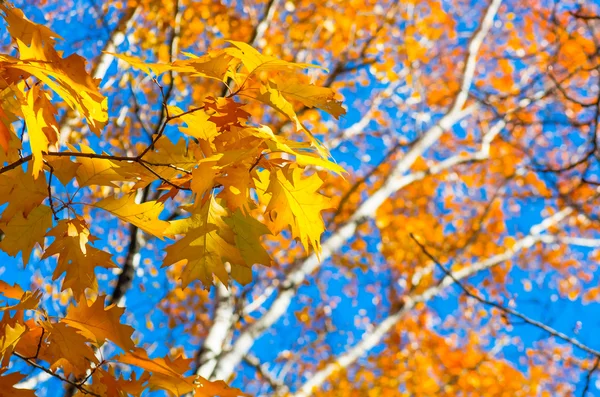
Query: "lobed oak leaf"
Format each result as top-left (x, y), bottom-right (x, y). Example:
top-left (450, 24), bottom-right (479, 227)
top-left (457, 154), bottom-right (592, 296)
top-left (276, 79), bottom-right (346, 119)
top-left (224, 40), bottom-right (322, 76)
top-left (0, 205), bottom-right (52, 265)
top-left (163, 196), bottom-right (261, 287)
top-left (223, 209), bottom-right (271, 267)
top-left (256, 166), bottom-right (332, 254)
top-left (108, 52), bottom-right (175, 76)
top-left (44, 156), bottom-right (80, 186)
top-left (0, 281), bottom-right (24, 300)
top-left (0, 322), bottom-right (26, 367)
top-left (0, 370), bottom-right (36, 397)
top-left (194, 377), bottom-right (249, 397)
top-left (70, 143), bottom-right (128, 187)
top-left (89, 368), bottom-right (149, 397)
top-left (169, 105), bottom-right (219, 145)
top-left (116, 349), bottom-right (195, 396)
top-left (0, 290), bottom-right (42, 312)
top-left (41, 320), bottom-right (98, 378)
top-left (92, 193), bottom-right (170, 239)
top-left (3, 32), bottom-right (107, 134)
top-left (44, 219), bottom-right (116, 297)
top-left (62, 295), bottom-right (135, 351)
top-left (20, 84), bottom-right (58, 178)
top-left (0, 166), bottom-right (47, 221)
top-left (174, 50), bottom-right (235, 82)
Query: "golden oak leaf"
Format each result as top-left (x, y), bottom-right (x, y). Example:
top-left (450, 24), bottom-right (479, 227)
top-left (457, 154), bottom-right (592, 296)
top-left (191, 163), bottom-right (218, 199)
top-left (62, 295), bottom-right (135, 351)
top-left (90, 368), bottom-right (148, 397)
top-left (257, 166), bottom-right (332, 253)
top-left (0, 87), bottom-right (21, 162)
top-left (169, 106), bottom-right (219, 144)
top-left (0, 205), bottom-right (52, 265)
top-left (250, 82), bottom-right (329, 157)
top-left (92, 194), bottom-right (170, 239)
top-left (0, 322), bottom-right (26, 367)
top-left (0, 281), bottom-right (24, 300)
top-left (248, 125), bottom-right (343, 174)
top-left (0, 290), bottom-right (42, 312)
top-left (224, 40), bottom-right (320, 76)
top-left (116, 349), bottom-right (195, 396)
top-left (43, 219), bottom-right (116, 297)
top-left (44, 156), bottom-right (80, 185)
top-left (0, 3), bottom-right (59, 45)
top-left (0, 4), bottom-right (107, 135)
top-left (93, 194), bottom-right (169, 239)
top-left (277, 79), bottom-right (346, 119)
top-left (13, 322), bottom-right (48, 360)
top-left (70, 143), bottom-right (128, 187)
top-left (41, 320), bottom-right (98, 378)
top-left (135, 136), bottom-right (200, 186)
top-left (223, 209), bottom-right (271, 266)
top-left (109, 52), bottom-right (175, 76)
top-left (0, 166), bottom-right (47, 221)
top-left (0, 370), bottom-right (36, 397)
top-left (163, 197), bottom-right (252, 287)
top-left (204, 97), bottom-right (251, 132)
top-left (20, 84), bottom-right (58, 178)
top-left (194, 377), bottom-right (248, 397)
top-left (174, 50), bottom-right (235, 82)
top-left (216, 165), bottom-right (253, 211)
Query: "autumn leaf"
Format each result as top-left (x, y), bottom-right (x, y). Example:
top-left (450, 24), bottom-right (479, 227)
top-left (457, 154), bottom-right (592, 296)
top-left (163, 197), bottom-right (242, 287)
top-left (44, 219), bottom-right (116, 296)
top-left (92, 194), bottom-right (170, 239)
top-left (0, 281), bottom-right (24, 301)
top-left (256, 166), bottom-right (332, 253)
top-left (224, 209), bottom-right (271, 266)
top-left (70, 143), bottom-right (128, 187)
top-left (0, 204), bottom-right (53, 265)
top-left (0, 370), bottom-right (36, 397)
top-left (116, 349), bottom-right (194, 396)
top-left (0, 2), bottom-right (107, 134)
top-left (41, 320), bottom-right (98, 377)
top-left (0, 166), bottom-right (48, 221)
top-left (20, 84), bottom-right (58, 178)
top-left (0, 322), bottom-right (26, 367)
top-left (62, 295), bottom-right (135, 351)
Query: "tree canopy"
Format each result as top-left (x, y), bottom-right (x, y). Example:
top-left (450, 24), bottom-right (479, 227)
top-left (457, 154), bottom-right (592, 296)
top-left (1, 0), bottom-right (600, 396)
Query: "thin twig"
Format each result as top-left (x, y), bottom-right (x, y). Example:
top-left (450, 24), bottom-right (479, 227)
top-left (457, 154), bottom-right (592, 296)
top-left (13, 352), bottom-right (101, 396)
top-left (409, 234), bottom-right (600, 358)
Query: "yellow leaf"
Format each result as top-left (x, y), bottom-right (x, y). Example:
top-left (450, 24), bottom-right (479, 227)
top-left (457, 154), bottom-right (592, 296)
top-left (0, 204), bottom-right (52, 265)
top-left (224, 209), bottom-right (271, 266)
top-left (257, 166), bottom-right (332, 254)
top-left (44, 156), bottom-right (80, 185)
top-left (92, 194), bottom-right (170, 239)
top-left (277, 80), bottom-right (346, 119)
top-left (0, 322), bottom-right (26, 366)
top-left (108, 52), bottom-right (175, 76)
top-left (116, 349), bottom-right (195, 396)
top-left (63, 295), bottom-right (135, 351)
top-left (163, 197), bottom-right (253, 288)
top-left (44, 219), bottom-right (116, 296)
top-left (174, 50), bottom-right (235, 82)
top-left (41, 320), bottom-right (98, 378)
top-left (224, 40), bottom-right (322, 75)
top-left (0, 370), bottom-right (36, 397)
top-left (20, 84), bottom-right (58, 178)
top-left (71, 143), bottom-right (128, 187)
top-left (0, 165), bottom-right (48, 221)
